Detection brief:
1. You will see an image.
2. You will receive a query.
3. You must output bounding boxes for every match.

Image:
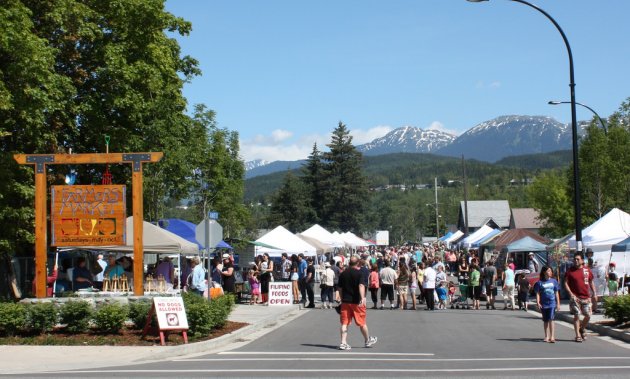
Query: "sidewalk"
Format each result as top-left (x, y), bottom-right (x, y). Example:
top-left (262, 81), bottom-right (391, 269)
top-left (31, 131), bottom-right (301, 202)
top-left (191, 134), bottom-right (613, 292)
top-left (0, 303), bottom-right (306, 375)
top-left (528, 301), bottom-right (630, 343)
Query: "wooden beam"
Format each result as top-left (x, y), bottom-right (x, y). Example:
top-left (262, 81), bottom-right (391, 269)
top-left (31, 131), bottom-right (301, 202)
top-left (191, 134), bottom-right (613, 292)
top-left (13, 152), bottom-right (163, 165)
top-left (132, 167), bottom-right (144, 296)
top-left (34, 172), bottom-right (47, 298)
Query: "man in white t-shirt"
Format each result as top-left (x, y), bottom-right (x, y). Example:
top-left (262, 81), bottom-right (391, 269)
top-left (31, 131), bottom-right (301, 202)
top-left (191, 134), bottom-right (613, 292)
top-left (423, 265), bottom-right (437, 311)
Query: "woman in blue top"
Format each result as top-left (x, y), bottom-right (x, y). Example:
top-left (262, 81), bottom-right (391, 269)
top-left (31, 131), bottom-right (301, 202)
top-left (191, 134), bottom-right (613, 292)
top-left (534, 265), bottom-right (560, 343)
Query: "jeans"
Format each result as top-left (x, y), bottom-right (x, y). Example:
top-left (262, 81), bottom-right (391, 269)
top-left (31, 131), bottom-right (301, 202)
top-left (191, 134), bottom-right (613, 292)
top-left (299, 278), bottom-right (306, 303)
top-left (305, 281), bottom-right (315, 305)
top-left (424, 288), bottom-right (435, 310)
top-left (321, 286), bottom-right (334, 303)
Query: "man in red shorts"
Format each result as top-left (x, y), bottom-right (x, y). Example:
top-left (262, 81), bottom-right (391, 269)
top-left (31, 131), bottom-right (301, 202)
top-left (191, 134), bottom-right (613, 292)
top-left (336, 256), bottom-right (377, 350)
top-left (564, 252), bottom-right (597, 342)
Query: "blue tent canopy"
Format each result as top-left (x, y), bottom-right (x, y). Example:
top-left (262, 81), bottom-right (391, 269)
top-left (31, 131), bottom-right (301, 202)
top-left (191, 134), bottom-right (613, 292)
top-left (505, 236), bottom-right (548, 253)
top-left (439, 231), bottom-right (453, 241)
top-left (471, 229), bottom-right (502, 248)
top-left (158, 219), bottom-right (233, 250)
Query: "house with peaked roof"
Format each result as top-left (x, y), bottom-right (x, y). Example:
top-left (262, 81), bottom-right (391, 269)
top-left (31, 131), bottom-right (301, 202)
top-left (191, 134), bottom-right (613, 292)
top-left (458, 200), bottom-right (511, 234)
top-left (510, 208), bottom-right (544, 234)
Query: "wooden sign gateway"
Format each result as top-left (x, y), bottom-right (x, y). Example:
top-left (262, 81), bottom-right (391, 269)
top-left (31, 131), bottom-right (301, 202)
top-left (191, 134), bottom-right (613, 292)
top-left (51, 185), bottom-right (126, 246)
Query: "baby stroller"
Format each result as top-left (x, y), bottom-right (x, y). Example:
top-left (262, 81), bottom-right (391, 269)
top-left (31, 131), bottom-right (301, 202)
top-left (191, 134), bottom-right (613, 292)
top-left (453, 283), bottom-right (470, 309)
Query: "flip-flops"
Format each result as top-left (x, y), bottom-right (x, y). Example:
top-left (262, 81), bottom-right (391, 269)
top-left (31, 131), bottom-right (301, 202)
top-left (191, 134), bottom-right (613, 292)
top-left (575, 336), bottom-right (583, 343)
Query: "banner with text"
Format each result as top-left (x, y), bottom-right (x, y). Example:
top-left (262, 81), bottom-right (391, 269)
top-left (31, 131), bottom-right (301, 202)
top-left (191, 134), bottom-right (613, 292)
top-left (268, 282), bottom-right (293, 306)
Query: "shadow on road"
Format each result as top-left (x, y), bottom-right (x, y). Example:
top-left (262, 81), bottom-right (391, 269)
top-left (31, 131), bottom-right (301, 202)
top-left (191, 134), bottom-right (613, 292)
top-left (301, 343), bottom-right (342, 350)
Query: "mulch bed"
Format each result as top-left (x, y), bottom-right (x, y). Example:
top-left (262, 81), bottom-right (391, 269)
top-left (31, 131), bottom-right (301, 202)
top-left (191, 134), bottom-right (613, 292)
top-left (0, 321), bottom-right (249, 346)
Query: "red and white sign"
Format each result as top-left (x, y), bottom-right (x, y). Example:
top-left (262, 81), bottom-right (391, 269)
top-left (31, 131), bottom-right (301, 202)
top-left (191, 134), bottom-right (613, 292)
top-left (153, 297), bottom-right (188, 330)
top-left (268, 282), bottom-right (293, 306)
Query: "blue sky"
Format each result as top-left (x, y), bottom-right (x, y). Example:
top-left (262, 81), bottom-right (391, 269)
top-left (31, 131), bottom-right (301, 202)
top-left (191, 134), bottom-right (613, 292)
top-left (164, 0), bottom-right (630, 162)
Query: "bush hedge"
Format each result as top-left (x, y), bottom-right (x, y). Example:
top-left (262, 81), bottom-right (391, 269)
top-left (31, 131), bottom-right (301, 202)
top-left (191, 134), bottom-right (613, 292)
top-left (603, 295), bottom-right (630, 324)
top-left (59, 300), bottom-right (93, 333)
top-left (93, 304), bottom-right (128, 334)
top-left (0, 294), bottom-right (235, 340)
top-left (128, 301), bottom-right (153, 330)
top-left (26, 302), bottom-right (57, 333)
top-left (0, 302), bottom-right (27, 336)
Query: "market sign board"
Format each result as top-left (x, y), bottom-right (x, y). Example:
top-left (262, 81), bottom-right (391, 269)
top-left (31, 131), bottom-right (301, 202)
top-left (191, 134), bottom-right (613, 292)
top-left (153, 297), bottom-right (189, 330)
top-left (268, 282), bottom-right (293, 305)
top-left (51, 185), bottom-right (126, 246)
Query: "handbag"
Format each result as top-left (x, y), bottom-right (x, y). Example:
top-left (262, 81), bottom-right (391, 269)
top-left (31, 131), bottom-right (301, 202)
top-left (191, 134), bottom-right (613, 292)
top-left (90, 259), bottom-right (103, 276)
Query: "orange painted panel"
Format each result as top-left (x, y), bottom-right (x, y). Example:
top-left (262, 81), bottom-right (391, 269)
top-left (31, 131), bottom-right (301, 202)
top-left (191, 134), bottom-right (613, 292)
top-left (51, 185), bottom-right (126, 246)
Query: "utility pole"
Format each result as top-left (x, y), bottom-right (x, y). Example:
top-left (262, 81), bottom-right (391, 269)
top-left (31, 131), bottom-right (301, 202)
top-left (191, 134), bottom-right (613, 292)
top-left (434, 177), bottom-right (439, 239)
top-left (462, 155), bottom-right (469, 237)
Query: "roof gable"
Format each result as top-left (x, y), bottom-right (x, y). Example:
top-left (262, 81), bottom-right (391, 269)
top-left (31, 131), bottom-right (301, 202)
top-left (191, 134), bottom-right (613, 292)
top-left (460, 200), bottom-right (511, 228)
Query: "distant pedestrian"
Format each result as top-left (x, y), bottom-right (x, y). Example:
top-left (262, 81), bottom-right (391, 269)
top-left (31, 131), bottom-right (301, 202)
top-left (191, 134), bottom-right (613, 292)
top-left (517, 273), bottom-right (530, 311)
top-left (297, 254), bottom-right (307, 305)
top-left (502, 263), bottom-right (516, 310)
top-left (368, 264), bottom-right (380, 309)
top-left (423, 264), bottom-right (437, 311)
top-left (564, 252), bottom-right (597, 342)
top-left (290, 254), bottom-right (300, 304)
top-left (409, 264), bottom-right (418, 310)
top-left (484, 260), bottom-right (497, 310)
top-left (320, 262), bottom-right (335, 309)
top-left (468, 264), bottom-right (481, 310)
top-left (379, 260), bottom-right (397, 309)
top-left (336, 256), bottom-right (377, 351)
top-left (305, 257), bottom-right (316, 308)
top-left (397, 258), bottom-right (410, 310)
top-left (190, 256), bottom-right (207, 296)
top-left (534, 266), bottom-right (560, 343)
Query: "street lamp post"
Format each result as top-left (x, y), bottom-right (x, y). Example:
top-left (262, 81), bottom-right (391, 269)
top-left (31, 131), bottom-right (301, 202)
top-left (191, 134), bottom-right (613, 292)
top-left (548, 100), bottom-right (607, 134)
top-left (467, 0), bottom-right (583, 253)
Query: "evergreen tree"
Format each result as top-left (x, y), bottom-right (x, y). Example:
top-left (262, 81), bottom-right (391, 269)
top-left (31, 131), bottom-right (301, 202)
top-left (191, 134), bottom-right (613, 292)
top-left (268, 172), bottom-right (315, 232)
top-left (320, 122), bottom-right (369, 232)
top-left (301, 143), bottom-right (323, 224)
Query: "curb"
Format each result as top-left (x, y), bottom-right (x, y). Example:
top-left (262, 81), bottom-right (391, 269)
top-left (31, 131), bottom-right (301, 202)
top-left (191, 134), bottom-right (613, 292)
top-left (135, 305), bottom-right (304, 362)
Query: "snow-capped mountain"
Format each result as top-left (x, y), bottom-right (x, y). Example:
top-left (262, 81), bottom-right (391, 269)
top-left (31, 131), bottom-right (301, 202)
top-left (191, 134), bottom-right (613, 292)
top-left (244, 115), bottom-right (587, 178)
top-left (356, 126), bottom-right (456, 156)
top-left (435, 115), bottom-right (580, 162)
top-left (244, 159), bottom-right (270, 171)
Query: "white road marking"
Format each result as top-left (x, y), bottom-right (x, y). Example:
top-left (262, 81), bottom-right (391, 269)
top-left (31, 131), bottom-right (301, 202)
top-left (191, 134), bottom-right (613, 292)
top-left (48, 366), bottom-right (630, 374)
top-left (217, 351), bottom-right (434, 356)
top-left (175, 356), bottom-right (630, 362)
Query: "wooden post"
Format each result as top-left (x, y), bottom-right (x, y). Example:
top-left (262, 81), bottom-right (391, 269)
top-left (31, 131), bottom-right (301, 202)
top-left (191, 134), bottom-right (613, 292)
top-left (34, 170), bottom-right (47, 298)
top-left (132, 166), bottom-right (144, 295)
top-left (14, 152), bottom-right (162, 298)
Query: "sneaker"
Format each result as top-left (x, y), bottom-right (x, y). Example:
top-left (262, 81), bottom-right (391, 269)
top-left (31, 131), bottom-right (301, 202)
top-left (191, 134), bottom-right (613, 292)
top-left (365, 336), bottom-right (378, 347)
top-left (338, 343), bottom-right (352, 351)
top-left (379, 305), bottom-right (384, 310)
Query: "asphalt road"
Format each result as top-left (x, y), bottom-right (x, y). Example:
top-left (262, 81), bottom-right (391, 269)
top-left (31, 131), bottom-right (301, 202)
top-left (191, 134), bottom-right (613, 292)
top-left (19, 305), bottom-right (630, 378)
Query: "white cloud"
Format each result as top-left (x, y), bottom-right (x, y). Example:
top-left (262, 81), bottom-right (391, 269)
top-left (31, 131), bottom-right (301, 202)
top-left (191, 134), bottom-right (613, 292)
top-left (240, 125), bottom-right (393, 162)
top-left (350, 125), bottom-right (393, 144)
top-left (476, 80), bottom-right (502, 90)
top-left (271, 129), bottom-right (293, 143)
top-left (427, 121), bottom-right (460, 136)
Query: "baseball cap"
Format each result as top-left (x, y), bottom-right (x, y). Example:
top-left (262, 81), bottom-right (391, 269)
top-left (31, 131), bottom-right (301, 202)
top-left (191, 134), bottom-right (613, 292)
top-left (222, 253), bottom-right (230, 258)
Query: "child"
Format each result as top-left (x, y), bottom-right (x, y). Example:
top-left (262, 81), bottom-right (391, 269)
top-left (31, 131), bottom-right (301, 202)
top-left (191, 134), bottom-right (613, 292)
top-left (517, 273), bottom-right (530, 311)
top-left (534, 266), bottom-right (560, 343)
top-left (469, 264), bottom-right (481, 310)
top-left (436, 284), bottom-right (448, 309)
top-left (448, 281), bottom-right (457, 309)
top-left (607, 263), bottom-right (619, 296)
top-left (248, 269), bottom-right (261, 305)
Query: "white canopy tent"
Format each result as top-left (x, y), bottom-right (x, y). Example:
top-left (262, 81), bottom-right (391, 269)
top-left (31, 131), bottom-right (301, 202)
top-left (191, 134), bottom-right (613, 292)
top-left (340, 232), bottom-right (371, 249)
top-left (444, 230), bottom-right (464, 246)
top-left (296, 233), bottom-right (329, 254)
top-left (255, 226), bottom-right (317, 257)
top-left (459, 225), bottom-right (494, 249)
top-left (301, 224), bottom-right (345, 249)
top-left (567, 208), bottom-right (630, 276)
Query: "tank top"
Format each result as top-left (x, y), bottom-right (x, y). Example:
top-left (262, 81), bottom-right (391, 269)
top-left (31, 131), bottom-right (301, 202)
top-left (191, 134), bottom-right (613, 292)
top-left (504, 268), bottom-right (515, 286)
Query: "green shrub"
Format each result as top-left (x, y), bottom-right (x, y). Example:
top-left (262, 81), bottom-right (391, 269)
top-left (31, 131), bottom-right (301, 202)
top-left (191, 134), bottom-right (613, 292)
top-left (59, 300), bottom-right (92, 333)
top-left (26, 302), bottom-right (57, 333)
top-left (603, 295), bottom-right (630, 324)
top-left (93, 304), bottom-right (128, 334)
top-left (182, 292), bottom-right (235, 337)
top-left (0, 302), bottom-right (27, 336)
top-left (128, 301), bottom-right (153, 330)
